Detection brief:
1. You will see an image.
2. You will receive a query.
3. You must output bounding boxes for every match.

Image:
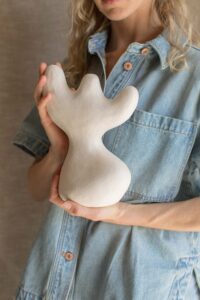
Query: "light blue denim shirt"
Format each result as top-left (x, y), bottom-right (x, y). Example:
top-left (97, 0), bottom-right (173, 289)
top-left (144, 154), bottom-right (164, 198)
top-left (13, 28), bottom-right (200, 300)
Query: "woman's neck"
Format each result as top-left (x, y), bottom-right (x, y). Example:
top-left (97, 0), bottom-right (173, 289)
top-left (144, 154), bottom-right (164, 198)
top-left (106, 4), bottom-right (163, 53)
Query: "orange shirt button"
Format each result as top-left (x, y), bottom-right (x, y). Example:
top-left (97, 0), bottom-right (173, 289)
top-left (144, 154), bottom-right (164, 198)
top-left (123, 61), bottom-right (133, 71)
top-left (141, 47), bottom-right (150, 56)
top-left (62, 251), bottom-right (74, 261)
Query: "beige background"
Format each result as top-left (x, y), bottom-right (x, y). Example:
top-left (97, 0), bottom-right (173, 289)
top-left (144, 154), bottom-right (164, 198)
top-left (0, 1), bottom-right (199, 299)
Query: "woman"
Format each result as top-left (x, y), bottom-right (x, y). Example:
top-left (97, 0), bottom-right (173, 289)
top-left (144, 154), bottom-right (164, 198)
top-left (13, 0), bottom-right (200, 299)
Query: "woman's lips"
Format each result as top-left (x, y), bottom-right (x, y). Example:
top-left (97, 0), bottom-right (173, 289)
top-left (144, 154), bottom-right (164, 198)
top-left (102, 0), bottom-right (120, 4)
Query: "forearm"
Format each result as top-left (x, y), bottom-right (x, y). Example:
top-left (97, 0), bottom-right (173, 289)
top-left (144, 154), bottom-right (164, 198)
top-left (121, 198), bottom-right (200, 232)
top-left (27, 147), bottom-right (62, 202)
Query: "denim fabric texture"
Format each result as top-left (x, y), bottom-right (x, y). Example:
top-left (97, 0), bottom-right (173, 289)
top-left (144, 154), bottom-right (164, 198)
top-left (13, 28), bottom-right (200, 299)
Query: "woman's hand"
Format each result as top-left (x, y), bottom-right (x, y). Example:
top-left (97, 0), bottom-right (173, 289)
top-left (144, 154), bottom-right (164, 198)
top-left (49, 171), bottom-right (129, 225)
top-left (34, 62), bottom-right (71, 165)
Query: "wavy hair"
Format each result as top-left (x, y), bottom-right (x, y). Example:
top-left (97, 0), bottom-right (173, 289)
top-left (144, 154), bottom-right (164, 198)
top-left (62, 0), bottom-right (199, 88)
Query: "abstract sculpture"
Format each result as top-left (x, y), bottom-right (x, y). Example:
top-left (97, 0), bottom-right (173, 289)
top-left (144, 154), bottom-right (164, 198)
top-left (43, 64), bottom-right (138, 207)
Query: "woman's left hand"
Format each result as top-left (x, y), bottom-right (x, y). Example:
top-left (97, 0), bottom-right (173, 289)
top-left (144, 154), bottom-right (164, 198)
top-left (49, 172), bottom-right (129, 225)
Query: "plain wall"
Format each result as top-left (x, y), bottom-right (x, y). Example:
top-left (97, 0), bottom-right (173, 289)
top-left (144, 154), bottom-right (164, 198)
top-left (0, 1), bottom-right (69, 299)
top-left (0, 1), bottom-right (199, 299)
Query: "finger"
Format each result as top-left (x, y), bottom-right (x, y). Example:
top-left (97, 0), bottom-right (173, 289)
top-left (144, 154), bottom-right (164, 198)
top-left (49, 175), bottom-right (78, 213)
top-left (51, 173), bottom-right (59, 197)
top-left (49, 174), bottom-right (63, 205)
top-left (34, 75), bottom-right (47, 104)
top-left (34, 76), bottom-right (46, 103)
top-left (37, 93), bottom-right (52, 121)
top-left (37, 75), bottom-right (47, 98)
top-left (55, 165), bottom-right (62, 176)
top-left (39, 62), bottom-right (47, 77)
top-left (49, 174), bottom-right (72, 210)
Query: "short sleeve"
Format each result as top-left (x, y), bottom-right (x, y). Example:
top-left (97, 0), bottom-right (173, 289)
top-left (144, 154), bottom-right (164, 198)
top-left (12, 104), bottom-right (50, 159)
top-left (12, 56), bottom-right (71, 159)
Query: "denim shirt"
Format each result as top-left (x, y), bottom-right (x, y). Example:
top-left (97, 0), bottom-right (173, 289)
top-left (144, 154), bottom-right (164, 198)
top-left (13, 28), bottom-right (200, 300)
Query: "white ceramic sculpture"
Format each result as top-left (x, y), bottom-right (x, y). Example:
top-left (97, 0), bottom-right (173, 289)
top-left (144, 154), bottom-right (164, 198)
top-left (43, 64), bottom-right (139, 207)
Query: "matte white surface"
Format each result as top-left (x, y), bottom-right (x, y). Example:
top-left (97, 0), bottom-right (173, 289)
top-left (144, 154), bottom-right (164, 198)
top-left (44, 65), bottom-right (139, 207)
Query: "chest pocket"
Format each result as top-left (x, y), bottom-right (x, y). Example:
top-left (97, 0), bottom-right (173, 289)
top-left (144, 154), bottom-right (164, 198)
top-left (103, 109), bottom-right (197, 203)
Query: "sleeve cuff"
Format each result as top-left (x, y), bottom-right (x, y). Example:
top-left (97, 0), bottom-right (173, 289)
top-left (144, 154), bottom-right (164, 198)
top-left (12, 129), bottom-right (50, 159)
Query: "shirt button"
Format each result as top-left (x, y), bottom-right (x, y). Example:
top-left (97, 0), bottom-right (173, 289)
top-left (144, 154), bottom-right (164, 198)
top-left (62, 251), bottom-right (74, 261)
top-left (123, 61), bottom-right (133, 71)
top-left (140, 47), bottom-right (150, 56)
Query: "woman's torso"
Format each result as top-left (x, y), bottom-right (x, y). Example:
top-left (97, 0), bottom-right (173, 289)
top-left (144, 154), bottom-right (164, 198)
top-left (14, 28), bottom-right (200, 300)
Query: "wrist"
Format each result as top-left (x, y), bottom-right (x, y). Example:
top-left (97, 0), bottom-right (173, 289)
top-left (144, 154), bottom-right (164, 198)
top-left (118, 202), bottom-right (144, 227)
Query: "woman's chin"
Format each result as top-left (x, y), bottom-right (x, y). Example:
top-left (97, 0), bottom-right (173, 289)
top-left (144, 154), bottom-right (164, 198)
top-left (103, 8), bottom-right (129, 21)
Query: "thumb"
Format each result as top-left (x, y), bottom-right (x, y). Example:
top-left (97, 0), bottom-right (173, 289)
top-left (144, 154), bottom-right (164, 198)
top-left (55, 164), bottom-right (62, 175)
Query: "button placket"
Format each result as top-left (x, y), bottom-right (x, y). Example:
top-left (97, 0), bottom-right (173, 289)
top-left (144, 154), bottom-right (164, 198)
top-left (46, 214), bottom-right (85, 300)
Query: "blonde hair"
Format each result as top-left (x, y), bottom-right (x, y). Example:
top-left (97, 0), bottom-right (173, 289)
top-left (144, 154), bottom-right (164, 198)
top-left (63, 0), bottom-right (200, 88)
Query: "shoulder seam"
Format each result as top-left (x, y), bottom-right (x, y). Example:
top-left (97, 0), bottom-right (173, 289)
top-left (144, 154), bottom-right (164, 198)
top-left (190, 44), bottom-right (200, 52)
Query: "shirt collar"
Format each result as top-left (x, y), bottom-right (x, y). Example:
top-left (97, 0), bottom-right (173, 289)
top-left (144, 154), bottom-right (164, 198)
top-left (87, 27), bottom-right (171, 70)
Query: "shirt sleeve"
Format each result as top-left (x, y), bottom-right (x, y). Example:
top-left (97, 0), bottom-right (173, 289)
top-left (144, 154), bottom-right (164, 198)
top-left (12, 57), bottom-right (71, 159)
top-left (12, 103), bottom-right (50, 160)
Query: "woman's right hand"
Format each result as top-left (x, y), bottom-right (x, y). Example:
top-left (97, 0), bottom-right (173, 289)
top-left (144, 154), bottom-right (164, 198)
top-left (34, 62), bottom-right (70, 165)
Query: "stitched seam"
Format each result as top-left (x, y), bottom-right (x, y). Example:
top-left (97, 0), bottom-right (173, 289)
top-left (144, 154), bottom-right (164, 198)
top-left (47, 212), bottom-right (68, 297)
top-left (171, 125), bottom-right (198, 200)
top-left (17, 285), bottom-right (42, 299)
top-left (127, 120), bottom-right (195, 136)
top-left (131, 109), bottom-right (197, 124)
